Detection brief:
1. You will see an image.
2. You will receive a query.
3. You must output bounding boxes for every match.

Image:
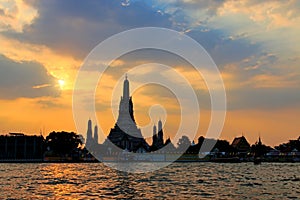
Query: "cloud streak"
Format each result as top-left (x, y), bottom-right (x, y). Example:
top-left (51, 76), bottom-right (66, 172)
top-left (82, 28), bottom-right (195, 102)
top-left (0, 55), bottom-right (60, 99)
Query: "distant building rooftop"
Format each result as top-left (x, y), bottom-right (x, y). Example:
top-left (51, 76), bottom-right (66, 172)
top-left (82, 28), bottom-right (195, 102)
top-left (9, 132), bottom-right (25, 136)
top-left (231, 136), bottom-right (250, 152)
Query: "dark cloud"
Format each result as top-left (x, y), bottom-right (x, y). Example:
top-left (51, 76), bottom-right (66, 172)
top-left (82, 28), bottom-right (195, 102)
top-left (227, 88), bottom-right (300, 110)
top-left (134, 83), bottom-right (300, 111)
top-left (2, 0), bottom-right (297, 111)
top-left (5, 0), bottom-right (261, 69)
top-left (5, 0), bottom-right (173, 59)
top-left (0, 55), bottom-right (60, 99)
top-left (187, 29), bottom-right (261, 67)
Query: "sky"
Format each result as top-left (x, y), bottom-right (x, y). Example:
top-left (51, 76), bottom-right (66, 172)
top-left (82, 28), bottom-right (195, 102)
top-left (0, 0), bottom-right (299, 147)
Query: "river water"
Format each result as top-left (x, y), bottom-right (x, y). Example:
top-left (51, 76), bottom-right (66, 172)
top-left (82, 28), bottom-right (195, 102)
top-left (0, 162), bottom-right (299, 199)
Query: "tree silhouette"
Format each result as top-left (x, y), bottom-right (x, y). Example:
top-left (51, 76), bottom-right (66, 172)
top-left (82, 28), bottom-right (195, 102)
top-left (45, 131), bottom-right (82, 157)
top-left (215, 140), bottom-right (234, 153)
top-left (275, 137), bottom-right (300, 152)
top-left (177, 136), bottom-right (191, 153)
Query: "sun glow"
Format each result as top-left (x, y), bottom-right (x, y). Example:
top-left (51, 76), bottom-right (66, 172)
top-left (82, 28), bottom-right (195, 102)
top-left (58, 79), bottom-right (65, 89)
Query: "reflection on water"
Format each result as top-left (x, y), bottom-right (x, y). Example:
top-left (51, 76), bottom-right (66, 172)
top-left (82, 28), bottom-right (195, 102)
top-left (0, 163), bottom-right (299, 199)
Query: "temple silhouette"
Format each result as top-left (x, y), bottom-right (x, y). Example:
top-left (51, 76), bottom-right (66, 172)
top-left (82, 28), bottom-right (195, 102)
top-left (107, 75), bottom-right (150, 152)
top-left (151, 119), bottom-right (165, 151)
top-left (86, 119), bottom-right (99, 150)
top-left (0, 76), bottom-right (300, 162)
top-left (85, 75), bottom-right (166, 153)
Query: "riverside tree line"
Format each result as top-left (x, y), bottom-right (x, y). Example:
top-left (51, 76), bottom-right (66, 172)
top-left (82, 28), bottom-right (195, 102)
top-left (0, 131), bottom-right (299, 162)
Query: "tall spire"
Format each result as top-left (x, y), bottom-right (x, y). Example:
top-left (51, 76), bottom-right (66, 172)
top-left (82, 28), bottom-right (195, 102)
top-left (158, 119), bottom-right (162, 132)
top-left (108, 76), bottom-right (149, 152)
top-left (86, 119), bottom-right (93, 147)
top-left (152, 124), bottom-right (158, 147)
top-left (258, 134), bottom-right (262, 145)
top-left (94, 125), bottom-right (98, 145)
top-left (153, 124), bottom-right (157, 136)
top-left (123, 74), bottom-right (129, 100)
top-left (157, 119), bottom-right (164, 148)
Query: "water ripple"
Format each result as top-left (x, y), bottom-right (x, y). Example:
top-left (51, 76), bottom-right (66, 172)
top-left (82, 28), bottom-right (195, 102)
top-left (0, 163), bottom-right (299, 199)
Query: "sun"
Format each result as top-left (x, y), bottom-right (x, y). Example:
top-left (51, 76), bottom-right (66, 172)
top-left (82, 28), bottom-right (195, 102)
top-left (58, 79), bottom-right (65, 89)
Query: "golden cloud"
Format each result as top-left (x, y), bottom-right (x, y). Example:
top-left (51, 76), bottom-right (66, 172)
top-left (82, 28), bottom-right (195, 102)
top-left (0, 0), bottom-right (38, 32)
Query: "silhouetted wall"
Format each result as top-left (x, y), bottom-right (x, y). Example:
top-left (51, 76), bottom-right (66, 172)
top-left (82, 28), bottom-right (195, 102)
top-left (0, 134), bottom-right (44, 160)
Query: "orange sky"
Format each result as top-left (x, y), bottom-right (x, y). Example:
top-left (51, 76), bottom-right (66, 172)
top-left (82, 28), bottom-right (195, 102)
top-left (0, 0), bottom-right (299, 147)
